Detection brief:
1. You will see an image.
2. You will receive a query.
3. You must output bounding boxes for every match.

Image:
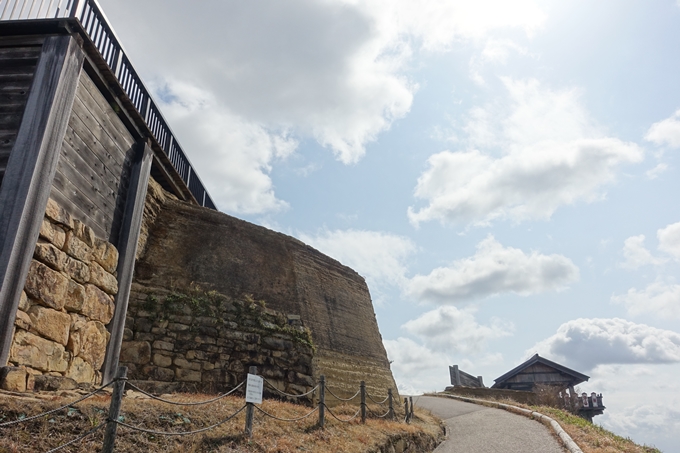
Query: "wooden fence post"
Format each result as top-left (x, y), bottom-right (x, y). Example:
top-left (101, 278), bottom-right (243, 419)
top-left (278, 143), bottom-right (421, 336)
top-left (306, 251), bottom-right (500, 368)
top-left (388, 389), bottom-right (394, 420)
top-left (102, 366), bottom-right (127, 453)
top-left (404, 398), bottom-right (409, 423)
top-left (360, 381), bottom-right (366, 423)
top-left (409, 396), bottom-right (414, 421)
top-left (245, 366), bottom-right (257, 437)
top-left (318, 375), bottom-right (325, 429)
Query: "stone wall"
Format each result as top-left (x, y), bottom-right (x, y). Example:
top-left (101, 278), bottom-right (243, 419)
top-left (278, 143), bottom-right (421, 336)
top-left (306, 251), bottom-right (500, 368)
top-left (127, 179), bottom-right (399, 400)
top-left (121, 286), bottom-right (315, 396)
top-left (4, 199), bottom-right (119, 391)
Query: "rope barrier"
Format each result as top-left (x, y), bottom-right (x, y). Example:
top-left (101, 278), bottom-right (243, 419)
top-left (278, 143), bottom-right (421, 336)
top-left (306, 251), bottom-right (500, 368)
top-left (323, 404), bottom-right (361, 423)
top-left (369, 408), bottom-right (392, 419)
top-left (0, 380), bottom-right (115, 427)
top-left (262, 378), bottom-right (319, 398)
top-left (114, 405), bottom-right (247, 436)
top-left (254, 405), bottom-right (318, 422)
top-left (124, 381), bottom-right (245, 406)
top-left (366, 393), bottom-right (389, 405)
top-left (325, 386), bottom-right (360, 402)
top-left (45, 423), bottom-right (105, 453)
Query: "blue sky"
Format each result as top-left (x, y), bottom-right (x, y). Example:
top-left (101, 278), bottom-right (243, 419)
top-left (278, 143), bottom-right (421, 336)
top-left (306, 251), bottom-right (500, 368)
top-left (100, 0), bottom-right (680, 449)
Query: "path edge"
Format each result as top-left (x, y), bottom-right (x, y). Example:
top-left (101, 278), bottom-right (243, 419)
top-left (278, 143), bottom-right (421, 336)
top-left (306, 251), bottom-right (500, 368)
top-left (432, 394), bottom-right (584, 453)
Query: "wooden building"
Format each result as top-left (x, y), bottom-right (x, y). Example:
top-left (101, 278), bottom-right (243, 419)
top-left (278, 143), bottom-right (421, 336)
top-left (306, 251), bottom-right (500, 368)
top-left (0, 0), bottom-right (214, 386)
top-left (492, 354), bottom-right (589, 392)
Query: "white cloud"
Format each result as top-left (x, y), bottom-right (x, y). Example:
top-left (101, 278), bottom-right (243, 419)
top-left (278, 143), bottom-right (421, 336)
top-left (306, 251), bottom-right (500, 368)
top-left (407, 235), bottom-right (579, 304)
top-left (657, 221), bottom-right (680, 260)
top-left (530, 318), bottom-right (680, 371)
top-left (156, 81), bottom-right (296, 213)
top-left (588, 364), bottom-right (680, 452)
top-left (645, 163), bottom-right (668, 179)
top-left (408, 79), bottom-right (644, 227)
top-left (98, 0), bottom-right (548, 214)
top-left (298, 229), bottom-right (416, 303)
top-left (383, 337), bottom-right (451, 394)
top-left (619, 235), bottom-right (665, 269)
top-left (612, 280), bottom-right (680, 319)
top-left (402, 306), bottom-right (513, 353)
top-left (645, 109), bottom-right (680, 148)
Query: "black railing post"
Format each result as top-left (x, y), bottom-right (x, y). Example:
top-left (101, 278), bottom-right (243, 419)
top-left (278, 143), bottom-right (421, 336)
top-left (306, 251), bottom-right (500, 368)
top-left (318, 375), bottom-right (325, 429)
top-left (388, 389), bottom-right (394, 420)
top-left (102, 366), bottom-right (127, 453)
top-left (360, 381), bottom-right (366, 423)
top-left (244, 366), bottom-right (257, 438)
top-left (404, 398), bottom-right (409, 423)
top-left (69, 0), bottom-right (82, 18)
top-left (409, 396), bottom-right (414, 421)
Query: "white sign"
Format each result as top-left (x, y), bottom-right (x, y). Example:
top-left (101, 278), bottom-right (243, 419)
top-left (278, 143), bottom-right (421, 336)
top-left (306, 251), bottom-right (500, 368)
top-left (245, 373), bottom-right (264, 404)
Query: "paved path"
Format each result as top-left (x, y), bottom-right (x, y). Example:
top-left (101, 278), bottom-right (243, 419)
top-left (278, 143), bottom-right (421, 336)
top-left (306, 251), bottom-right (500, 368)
top-left (413, 396), bottom-right (566, 453)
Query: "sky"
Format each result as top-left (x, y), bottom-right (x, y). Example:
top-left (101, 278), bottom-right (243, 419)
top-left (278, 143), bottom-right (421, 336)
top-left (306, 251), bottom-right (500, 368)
top-left (97, 1), bottom-right (680, 450)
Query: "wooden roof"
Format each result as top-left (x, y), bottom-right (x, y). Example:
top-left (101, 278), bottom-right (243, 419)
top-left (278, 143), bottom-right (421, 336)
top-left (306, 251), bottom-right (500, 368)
top-left (492, 354), bottom-right (589, 389)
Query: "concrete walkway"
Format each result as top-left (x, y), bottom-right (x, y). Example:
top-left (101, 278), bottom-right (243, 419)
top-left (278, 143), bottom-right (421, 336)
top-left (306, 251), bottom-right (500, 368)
top-left (414, 396), bottom-right (566, 453)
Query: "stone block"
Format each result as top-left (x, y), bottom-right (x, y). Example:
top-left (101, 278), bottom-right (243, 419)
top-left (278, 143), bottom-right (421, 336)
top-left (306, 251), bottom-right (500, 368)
top-left (44, 198), bottom-right (73, 230)
top-left (18, 291), bottom-right (29, 311)
top-left (39, 219), bottom-right (66, 249)
top-left (93, 239), bottom-right (119, 274)
top-left (66, 357), bottom-right (95, 384)
top-left (10, 330), bottom-right (68, 372)
top-left (82, 285), bottom-right (115, 324)
top-left (120, 341), bottom-right (151, 365)
top-left (89, 262), bottom-right (118, 295)
top-left (174, 357), bottom-right (201, 371)
top-left (77, 321), bottom-right (109, 370)
top-left (64, 257), bottom-right (90, 284)
top-left (153, 340), bottom-right (174, 351)
top-left (123, 328), bottom-right (134, 340)
top-left (0, 367), bottom-right (27, 392)
top-left (142, 366), bottom-right (175, 381)
top-left (72, 219), bottom-right (96, 248)
top-left (33, 375), bottom-right (77, 391)
top-left (262, 337), bottom-right (293, 351)
top-left (28, 306), bottom-right (71, 346)
top-left (34, 241), bottom-right (68, 271)
top-left (14, 310), bottom-right (31, 330)
top-left (24, 260), bottom-right (69, 310)
top-left (153, 354), bottom-right (172, 367)
top-left (63, 232), bottom-right (92, 262)
top-left (64, 281), bottom-right (86, 313)
top-left (175, 368), bottom-right (202, 382)
top-left (168, 322), bottom-right (190, 332)
top-left (186, 350), bottom-right (206, 361)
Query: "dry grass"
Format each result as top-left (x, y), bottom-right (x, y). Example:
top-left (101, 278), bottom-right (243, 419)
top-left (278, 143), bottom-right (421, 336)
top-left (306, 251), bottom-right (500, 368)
top-left (0, 391), bottom-right (442, 453)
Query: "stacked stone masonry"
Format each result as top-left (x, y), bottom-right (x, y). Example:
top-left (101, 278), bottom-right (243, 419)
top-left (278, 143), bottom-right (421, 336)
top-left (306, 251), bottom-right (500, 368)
top-left (5, 199), bottom-right (119, 392)
top-left (121, 287), bottom-right (316, 397)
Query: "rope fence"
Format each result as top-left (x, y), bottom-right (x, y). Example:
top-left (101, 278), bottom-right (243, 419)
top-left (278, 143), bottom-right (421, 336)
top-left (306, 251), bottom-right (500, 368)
top-left (0, 365), bottom-right (406, 451)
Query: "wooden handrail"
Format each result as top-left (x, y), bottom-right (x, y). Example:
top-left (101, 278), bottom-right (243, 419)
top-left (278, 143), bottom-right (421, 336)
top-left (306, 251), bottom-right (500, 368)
top-left (0, 0), bottom-right (216, 209)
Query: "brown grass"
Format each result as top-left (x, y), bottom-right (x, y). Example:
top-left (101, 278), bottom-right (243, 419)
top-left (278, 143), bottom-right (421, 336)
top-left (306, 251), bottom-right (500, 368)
top-left (0, 391), bottom-right (442, 453)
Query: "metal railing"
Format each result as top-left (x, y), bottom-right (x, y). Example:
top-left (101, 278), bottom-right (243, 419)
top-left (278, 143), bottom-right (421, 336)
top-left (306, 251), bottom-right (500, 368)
top-left (0, 0), bottom-right (217, 210)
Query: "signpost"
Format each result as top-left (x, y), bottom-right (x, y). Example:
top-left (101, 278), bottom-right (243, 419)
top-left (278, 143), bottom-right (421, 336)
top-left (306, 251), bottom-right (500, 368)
top-left (245, 367), bottom-right (262, 437)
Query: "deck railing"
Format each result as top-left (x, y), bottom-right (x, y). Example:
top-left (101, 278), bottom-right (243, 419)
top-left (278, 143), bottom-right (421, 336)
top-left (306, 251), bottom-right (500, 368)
top-left (0, 0), bottom-right (217, 210)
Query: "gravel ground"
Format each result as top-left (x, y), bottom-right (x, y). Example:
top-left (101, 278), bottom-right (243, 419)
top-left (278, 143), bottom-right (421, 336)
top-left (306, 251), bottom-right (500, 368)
top-left (414, 396), bottom-right (566, 453)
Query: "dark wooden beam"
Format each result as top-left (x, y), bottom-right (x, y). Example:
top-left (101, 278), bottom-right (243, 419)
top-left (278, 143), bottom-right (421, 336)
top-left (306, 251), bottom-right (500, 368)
top-left (0, 34), bottom-right (84, 365)
top-left (101, 141), bottom-right (152, 383)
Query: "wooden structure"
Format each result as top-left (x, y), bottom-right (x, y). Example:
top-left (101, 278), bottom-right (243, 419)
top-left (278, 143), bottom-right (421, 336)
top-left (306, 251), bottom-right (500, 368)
top-left (492, 354), bottom-right (589, 391)
top-left (0, 0), bottom-right (215, 384)
top-left (449, 365), bottom-right (484, 388)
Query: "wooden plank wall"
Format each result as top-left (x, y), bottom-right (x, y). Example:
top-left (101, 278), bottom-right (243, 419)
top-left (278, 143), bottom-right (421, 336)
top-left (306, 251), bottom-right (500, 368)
top-left (0, 36), bottom-right (43, 189)
top-left (51, 70), bottom-right (136, 242)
